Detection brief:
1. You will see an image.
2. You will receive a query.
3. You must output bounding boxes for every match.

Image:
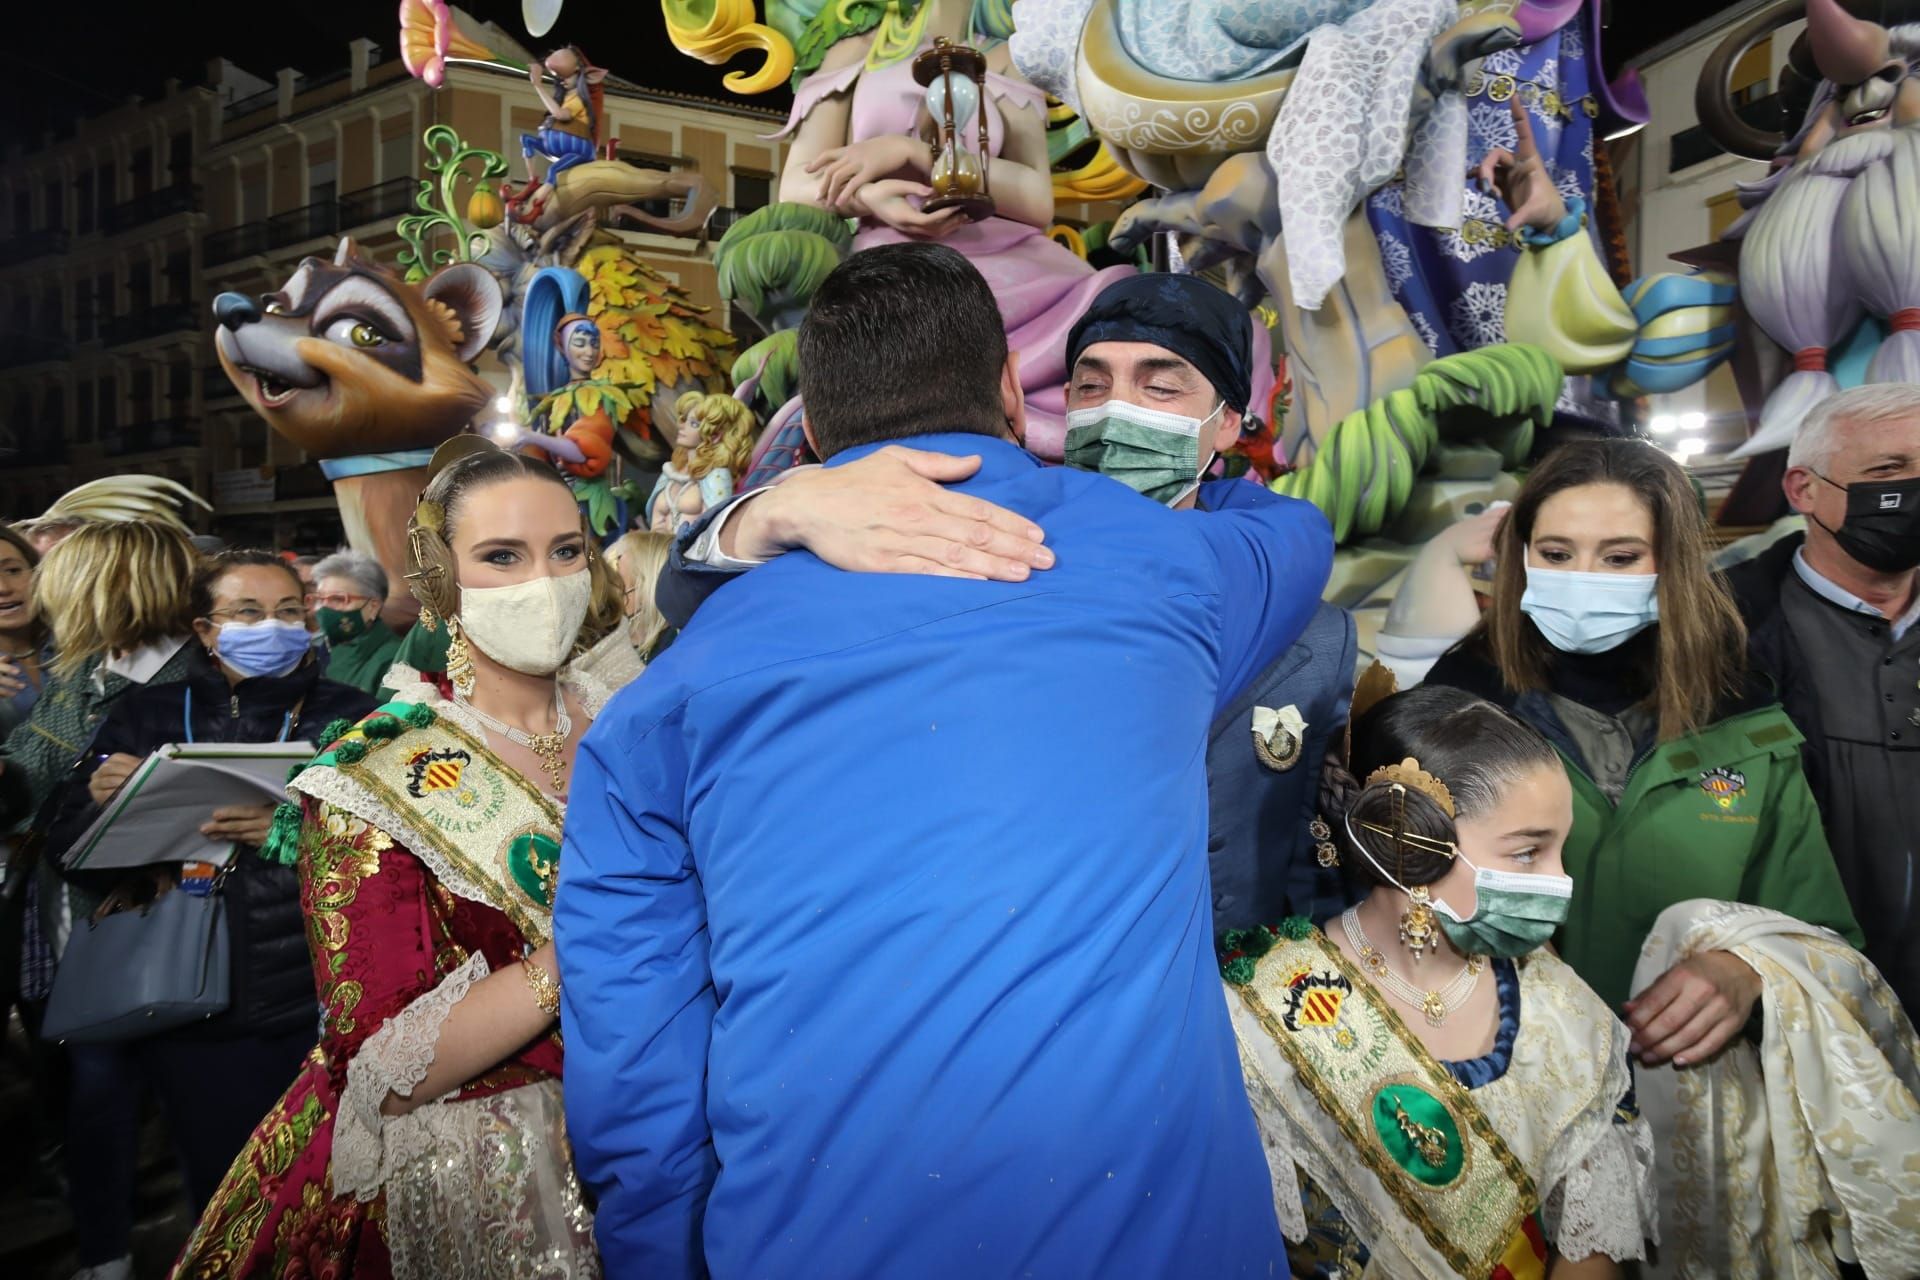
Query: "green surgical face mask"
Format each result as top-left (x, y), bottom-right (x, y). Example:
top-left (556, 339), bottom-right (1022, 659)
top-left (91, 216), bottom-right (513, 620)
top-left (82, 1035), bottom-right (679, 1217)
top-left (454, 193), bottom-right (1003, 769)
top-left (1062, 397), bottom-right (1221, 506)
top-left (1342, 811), bottom-right (1572, 959)
top-left (1433, 855), bottom-right (1573, 959)
top-left (316, 606), bottom-right (369, 645)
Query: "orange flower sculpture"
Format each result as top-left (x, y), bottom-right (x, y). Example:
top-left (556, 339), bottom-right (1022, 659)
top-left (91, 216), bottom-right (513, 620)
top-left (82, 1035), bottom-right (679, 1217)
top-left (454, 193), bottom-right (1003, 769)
top-left (575, 243), bottom-right (735, 445)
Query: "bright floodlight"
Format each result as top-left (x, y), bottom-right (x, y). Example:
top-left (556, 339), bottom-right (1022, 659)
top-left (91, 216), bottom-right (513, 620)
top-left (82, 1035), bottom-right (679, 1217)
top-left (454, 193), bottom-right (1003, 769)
top-left (1675, 437), bottom-right (1706, 459)
top-left (1649, 415), bottom-right (1677, 434)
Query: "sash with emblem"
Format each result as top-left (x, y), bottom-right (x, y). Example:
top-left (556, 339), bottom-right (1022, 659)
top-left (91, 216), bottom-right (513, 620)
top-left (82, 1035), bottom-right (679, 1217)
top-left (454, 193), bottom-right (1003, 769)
top-left (1226, 920), bottom-right (1546, 1280)
top-left (288, 701), bottom-right (565, 945)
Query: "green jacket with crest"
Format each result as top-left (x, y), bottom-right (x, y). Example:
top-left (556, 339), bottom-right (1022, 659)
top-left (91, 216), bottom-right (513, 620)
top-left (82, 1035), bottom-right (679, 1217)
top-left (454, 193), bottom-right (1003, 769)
top-left (1426, 643), bottom-right (1863, 1011)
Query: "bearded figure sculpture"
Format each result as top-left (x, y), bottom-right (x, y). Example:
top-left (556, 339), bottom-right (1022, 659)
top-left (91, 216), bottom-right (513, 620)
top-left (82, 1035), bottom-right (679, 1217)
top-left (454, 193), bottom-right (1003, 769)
top-left (1688, 0), bottom-right (1920, 520)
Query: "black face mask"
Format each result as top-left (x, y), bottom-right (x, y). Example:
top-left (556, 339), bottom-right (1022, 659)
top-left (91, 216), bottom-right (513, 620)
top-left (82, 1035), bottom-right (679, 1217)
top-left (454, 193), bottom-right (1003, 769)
top-left (1813, 472), bottom-right (1920, 574)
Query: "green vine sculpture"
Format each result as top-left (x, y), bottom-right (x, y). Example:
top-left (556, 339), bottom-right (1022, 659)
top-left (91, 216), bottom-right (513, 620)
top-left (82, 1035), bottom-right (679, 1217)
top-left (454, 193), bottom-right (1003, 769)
top-left (1271, 343), bottom-right (1563, 544)
top-left (396, 125), bottom-right (510, 282)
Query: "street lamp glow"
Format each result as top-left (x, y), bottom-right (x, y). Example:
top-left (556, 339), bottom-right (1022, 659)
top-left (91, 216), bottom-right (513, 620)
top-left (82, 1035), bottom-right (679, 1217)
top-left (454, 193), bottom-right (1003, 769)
top-left (1649, 414), bottom-right (1677, 435)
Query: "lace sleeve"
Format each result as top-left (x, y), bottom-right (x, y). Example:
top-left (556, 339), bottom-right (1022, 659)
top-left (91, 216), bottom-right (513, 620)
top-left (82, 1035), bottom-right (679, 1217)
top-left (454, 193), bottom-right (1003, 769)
top-left (1224, 988), bottom-right (1309, 1241)
top-left (333, 950), bottom-right (491, 1201)
top-left (1545, 1107), bottom-right (1659, 1263)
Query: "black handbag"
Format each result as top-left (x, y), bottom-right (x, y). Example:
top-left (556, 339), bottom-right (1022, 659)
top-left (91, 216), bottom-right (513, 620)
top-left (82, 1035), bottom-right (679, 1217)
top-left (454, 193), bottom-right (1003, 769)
top-left (41, 883), bottom-right (231, 1043)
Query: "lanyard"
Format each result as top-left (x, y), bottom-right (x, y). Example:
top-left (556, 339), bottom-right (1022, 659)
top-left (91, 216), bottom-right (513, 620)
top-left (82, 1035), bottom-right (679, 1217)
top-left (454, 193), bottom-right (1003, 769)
top-left (182, 686), bottom-right (300, 745)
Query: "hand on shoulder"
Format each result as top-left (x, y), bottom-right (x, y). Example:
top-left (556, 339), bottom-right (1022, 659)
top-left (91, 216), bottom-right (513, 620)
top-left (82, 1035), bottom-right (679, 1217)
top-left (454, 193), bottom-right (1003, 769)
top-left (730, 447), bottom-right (1055, 581)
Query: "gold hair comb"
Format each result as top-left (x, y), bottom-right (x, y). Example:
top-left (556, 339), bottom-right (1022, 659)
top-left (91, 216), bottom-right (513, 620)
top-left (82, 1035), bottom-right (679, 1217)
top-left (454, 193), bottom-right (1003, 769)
top-left (1366, 757), bottom-right (1456, 818)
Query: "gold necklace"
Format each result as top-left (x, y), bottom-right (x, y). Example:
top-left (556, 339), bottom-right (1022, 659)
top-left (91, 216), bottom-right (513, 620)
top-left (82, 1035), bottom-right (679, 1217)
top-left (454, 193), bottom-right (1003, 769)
top-left (457, 684), bottom-right (573, 793)
top-left (1341, 907), bottom-right (1483, 1027)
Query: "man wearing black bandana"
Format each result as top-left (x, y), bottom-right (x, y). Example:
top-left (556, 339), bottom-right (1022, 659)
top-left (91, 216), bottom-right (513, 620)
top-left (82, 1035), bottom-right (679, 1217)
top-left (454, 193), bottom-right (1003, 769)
top-left (659, 272), bottom-right (1355, 936)
top-left (1725, 383), bottom-right (1920, 1016)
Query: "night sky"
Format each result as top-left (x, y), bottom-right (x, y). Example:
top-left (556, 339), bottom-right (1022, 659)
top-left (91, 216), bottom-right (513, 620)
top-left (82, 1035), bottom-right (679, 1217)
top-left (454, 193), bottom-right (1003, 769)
top-left (3, 1), bottom-right (1740, 145)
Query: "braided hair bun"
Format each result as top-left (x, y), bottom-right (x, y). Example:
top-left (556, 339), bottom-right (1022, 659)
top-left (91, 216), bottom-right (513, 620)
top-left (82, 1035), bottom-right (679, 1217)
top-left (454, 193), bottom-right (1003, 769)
top-left (1334, 684), bottom-right (1559, 890)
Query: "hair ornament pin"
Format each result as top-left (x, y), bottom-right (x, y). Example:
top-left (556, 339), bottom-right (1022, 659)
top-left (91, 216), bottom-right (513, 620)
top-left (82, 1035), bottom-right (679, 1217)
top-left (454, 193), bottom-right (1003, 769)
top-left (404, 525), bottom-right (447, 584)
top-left (1367, 757), bottom-right (1456, 818)
top-left (413, 499), bottom-right (446, 535)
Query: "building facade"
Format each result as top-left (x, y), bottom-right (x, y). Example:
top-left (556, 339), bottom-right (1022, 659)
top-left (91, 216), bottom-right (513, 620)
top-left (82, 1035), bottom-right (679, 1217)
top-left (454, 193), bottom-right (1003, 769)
top-left (0, 28), bottom-right (791, 547)
top-left (1, 20), bottom-right (1136, 545)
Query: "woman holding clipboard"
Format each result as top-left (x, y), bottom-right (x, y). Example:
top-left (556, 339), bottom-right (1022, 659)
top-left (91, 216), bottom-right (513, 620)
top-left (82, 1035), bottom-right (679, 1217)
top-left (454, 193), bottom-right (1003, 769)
top-left (48, 550), bottom-right (374, 1277)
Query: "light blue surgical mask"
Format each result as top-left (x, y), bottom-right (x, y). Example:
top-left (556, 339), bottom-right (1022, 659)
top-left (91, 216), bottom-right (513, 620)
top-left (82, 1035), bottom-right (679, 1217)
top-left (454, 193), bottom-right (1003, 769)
top-left (1519, 566), bottom-right (1659, 655)
top-left (216, 619), bottom-right (312, 678)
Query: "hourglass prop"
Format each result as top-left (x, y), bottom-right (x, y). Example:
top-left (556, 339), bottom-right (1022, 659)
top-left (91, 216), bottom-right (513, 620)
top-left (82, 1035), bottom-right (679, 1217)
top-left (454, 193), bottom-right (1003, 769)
top-left (911, 36), bottom-right (993, 222)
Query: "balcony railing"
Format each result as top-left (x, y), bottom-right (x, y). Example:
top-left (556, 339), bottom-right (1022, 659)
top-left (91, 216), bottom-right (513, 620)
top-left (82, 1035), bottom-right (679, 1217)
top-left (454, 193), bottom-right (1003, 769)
top-left (224, 86), bottom-right (279, 121)
top-left (207, 178), bottom-right (420, 267)
top-left (338, 177), bottom-right (418, 228)
top-left (266, 198), bottom-right (341, 249)
top-left (0, 228), bottom-right (71, 269)
top-left (205, 221), bottom-right (270, 264)
top-left (102, 183), bottom-right (202, 234)
top-left (0, 332), bottom-right (72, 369)
top-left (102, 417), bottom-right (202, 457)
top-left (100, 302), bottom-right (200, 347)
top-left (205, 363), bottom-right (243, 400)
top-left (302, 67), bottom-right (351, 94)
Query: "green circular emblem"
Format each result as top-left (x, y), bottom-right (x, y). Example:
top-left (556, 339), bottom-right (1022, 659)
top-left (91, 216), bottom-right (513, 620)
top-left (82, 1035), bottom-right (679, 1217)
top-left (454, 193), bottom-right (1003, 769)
top-left (506, 831), bottom-right (561, 907)
top-left (1371, 1083), bottom-right (1464, 1187)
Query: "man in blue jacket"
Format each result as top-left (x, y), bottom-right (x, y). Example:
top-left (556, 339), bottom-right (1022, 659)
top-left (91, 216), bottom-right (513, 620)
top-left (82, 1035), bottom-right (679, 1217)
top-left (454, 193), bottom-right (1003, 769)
top-left (556, 244), bottom-right (1333, 1278)
top-left (657, 273), bottom-right (1357, 934)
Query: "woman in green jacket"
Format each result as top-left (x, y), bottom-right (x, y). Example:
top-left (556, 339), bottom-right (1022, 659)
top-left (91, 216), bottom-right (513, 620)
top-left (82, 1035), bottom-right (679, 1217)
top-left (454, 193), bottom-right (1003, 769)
top-left (1425, 438), bottom-right (1863, 1070)
top-left (307, 549), bottom-right (404, 700)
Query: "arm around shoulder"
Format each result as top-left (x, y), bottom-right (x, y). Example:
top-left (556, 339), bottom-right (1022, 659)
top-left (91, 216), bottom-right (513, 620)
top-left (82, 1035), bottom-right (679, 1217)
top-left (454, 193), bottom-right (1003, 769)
top-left (1194, 495), bottom-right (1335, 710)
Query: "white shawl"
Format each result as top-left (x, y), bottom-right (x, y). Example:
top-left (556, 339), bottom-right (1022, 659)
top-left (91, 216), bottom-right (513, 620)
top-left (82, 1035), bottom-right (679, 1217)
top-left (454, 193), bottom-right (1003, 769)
top-left (1632, 899), bottom-right (1920, 1279)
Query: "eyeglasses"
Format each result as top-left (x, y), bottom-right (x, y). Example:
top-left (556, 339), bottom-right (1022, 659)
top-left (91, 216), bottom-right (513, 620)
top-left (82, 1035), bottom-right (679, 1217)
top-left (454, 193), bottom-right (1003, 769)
top-left (210, 606), bottom-right (308, 626)
top-left (305, 592), bottom-right (372, 610)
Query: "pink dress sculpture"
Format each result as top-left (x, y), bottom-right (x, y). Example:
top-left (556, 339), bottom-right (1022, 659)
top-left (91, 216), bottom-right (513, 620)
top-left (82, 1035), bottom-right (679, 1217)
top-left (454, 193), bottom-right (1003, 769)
top-left (773, 42), bottom-right (1137, 460)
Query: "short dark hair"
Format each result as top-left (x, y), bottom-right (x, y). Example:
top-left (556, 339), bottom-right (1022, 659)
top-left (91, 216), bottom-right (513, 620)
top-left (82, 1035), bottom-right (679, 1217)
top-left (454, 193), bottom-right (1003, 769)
top-left (191, 548), bottom-right (304, 619)
top-left (797, 243), bottom-right (1009, 458)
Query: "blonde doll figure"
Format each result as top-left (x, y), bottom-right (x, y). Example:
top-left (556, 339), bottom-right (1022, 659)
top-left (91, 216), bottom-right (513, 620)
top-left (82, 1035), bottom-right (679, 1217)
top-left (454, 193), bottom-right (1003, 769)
top-left (646, 367), bottom-right (762, 535)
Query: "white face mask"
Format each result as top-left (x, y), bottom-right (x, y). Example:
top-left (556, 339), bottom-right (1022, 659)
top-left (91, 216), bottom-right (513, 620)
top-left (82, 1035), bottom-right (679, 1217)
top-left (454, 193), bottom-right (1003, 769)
top-left (458, 570), bottom-right (593, 676)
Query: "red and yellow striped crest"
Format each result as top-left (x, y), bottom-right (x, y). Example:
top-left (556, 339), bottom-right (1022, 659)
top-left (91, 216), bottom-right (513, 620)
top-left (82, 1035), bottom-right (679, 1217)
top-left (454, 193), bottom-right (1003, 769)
top-left (421, 759), bottom-right (464, 792)
top-left (1298, 986), bottom-right (1344, 1028)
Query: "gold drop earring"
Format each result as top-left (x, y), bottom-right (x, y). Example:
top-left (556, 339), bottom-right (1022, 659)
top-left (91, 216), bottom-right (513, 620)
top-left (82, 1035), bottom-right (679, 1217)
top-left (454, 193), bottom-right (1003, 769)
top-left (1399, 886), bottom-right (1438, 960)
top-left (445, 616), bottom-right (476, 699)
top-left (1388, 782), bottom-right (1437, 961)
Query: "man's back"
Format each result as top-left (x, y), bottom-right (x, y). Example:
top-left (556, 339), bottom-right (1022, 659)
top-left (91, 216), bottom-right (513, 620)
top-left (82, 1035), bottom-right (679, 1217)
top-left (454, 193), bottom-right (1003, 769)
top-left (559, 436), bottom-right (1330, 1278)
